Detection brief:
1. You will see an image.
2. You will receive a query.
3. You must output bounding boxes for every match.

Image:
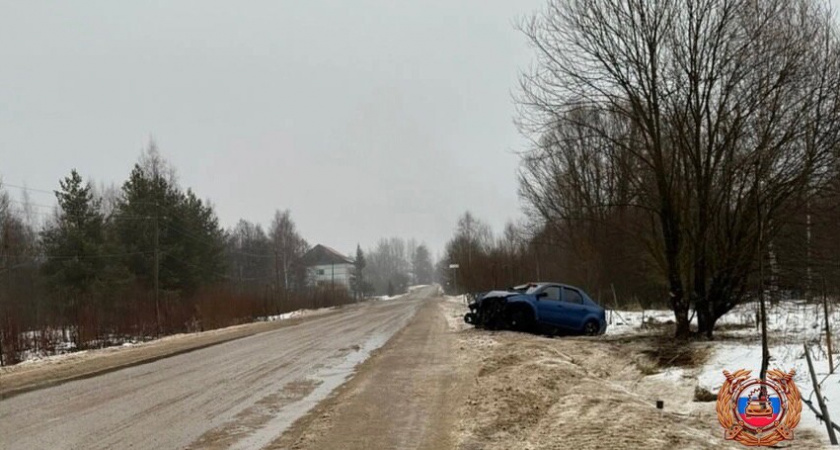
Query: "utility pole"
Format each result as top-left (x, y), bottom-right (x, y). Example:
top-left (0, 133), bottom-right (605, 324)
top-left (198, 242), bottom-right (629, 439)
top-left (824, 278), bottom-right (834, 375)
top-left (153, 203), bottom-right (161, 336)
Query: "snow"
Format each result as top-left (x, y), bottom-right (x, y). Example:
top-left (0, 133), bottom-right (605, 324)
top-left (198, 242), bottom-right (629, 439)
top-left (5, 306), bottom-right (336, 367)
top-left (444, 294), bottom-right (469, 305)
top-left (375, 292), bottom-right (415, 301)
top-left (260, 306), bottom-right (334, 322)
top-left (609, 299), bottom-right (839, 444)
top-left (646, 367), bottom-right (687, 383)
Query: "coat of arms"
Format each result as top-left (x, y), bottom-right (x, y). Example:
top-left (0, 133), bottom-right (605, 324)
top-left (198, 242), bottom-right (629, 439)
top-left (716, 369), bottom-right (802, 446)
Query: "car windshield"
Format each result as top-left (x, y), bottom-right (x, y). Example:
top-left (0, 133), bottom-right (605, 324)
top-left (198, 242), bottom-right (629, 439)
top-left (524, 284), bottom-right (542, 294)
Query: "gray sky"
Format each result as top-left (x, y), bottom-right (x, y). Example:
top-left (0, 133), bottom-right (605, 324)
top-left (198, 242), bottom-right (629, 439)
top-left (0, 0), bottom-right (544, 257)
top-left (4, 1), bottom-right (837, 257)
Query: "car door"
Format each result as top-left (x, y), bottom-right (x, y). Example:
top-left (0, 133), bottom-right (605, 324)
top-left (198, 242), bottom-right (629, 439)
top-left (534, 285), bottom-right (564, 327)
top-left (560, 287), bottom-right (588, 330)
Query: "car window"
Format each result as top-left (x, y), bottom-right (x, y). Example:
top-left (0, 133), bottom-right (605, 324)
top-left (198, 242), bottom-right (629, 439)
top-left (542, 286), bottom-right (561, 300)
top-left (524, 284), bottom-right (541, 294)
top-left (562, 288), bottom-right (583, 304)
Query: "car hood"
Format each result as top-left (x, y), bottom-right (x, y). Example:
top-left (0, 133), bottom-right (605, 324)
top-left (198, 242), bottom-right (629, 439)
top-left (480, 290), bottom-right (519, 299)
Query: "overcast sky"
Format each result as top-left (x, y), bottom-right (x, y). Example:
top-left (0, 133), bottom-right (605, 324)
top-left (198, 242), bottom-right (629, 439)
top-left (0, 0), bottom-right (548, 257)
top-left (3, 1), bottom-right (838, 258)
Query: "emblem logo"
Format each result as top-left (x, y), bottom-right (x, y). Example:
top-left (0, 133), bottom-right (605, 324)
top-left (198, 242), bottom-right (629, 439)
top-left (716, 369), bottom-right (802, 446)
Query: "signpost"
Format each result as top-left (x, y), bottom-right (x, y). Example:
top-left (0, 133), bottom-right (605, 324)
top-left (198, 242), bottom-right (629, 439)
top-left (449, 263), bottom-right (460, 300)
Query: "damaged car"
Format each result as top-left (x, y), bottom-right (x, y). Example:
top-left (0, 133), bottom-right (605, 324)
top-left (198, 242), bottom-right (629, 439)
top-left (463, 282), bottom-right (607, 336)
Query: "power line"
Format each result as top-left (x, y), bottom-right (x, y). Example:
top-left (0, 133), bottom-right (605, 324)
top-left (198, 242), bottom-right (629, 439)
top-left (0, 251), bottom-right (155, 274)
top-left (1, 182), bottom-right (162, 207)
top-left (166, 222), bottom-right (274, 259)
top-left (164, 251), bottom-right (231, 281)
top-left (0, 183), bottom-right (55, 196)
top-left (7, 199), bottom-right (57, 210)
top-left (42, 251), bottom-right (153, 260)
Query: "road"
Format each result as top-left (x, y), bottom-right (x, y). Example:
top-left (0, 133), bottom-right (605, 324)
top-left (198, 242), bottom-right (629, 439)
top-left (269, 292), bottom-right (466, 449)
top-left (0, 287), bottom-right (435, 450)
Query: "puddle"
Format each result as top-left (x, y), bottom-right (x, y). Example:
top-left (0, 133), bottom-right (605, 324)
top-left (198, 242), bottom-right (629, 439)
top-left (229, 333), bottom-right (391, 450)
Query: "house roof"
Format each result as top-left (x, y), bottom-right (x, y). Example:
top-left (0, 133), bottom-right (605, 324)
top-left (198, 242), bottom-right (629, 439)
top-left (301, 244), bottom-right (354, 266)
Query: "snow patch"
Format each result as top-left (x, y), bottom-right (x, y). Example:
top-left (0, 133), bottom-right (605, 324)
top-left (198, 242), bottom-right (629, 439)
top-left (260, 306), bottom-right (333, 322)
top-left (611, 300), bottom-right (839, 444)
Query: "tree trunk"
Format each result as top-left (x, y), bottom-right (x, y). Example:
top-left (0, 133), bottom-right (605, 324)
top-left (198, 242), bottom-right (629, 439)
top-left (674, 296), bottom-right (691, 338)
top-left (696, 300), bottom-right (711, 338)
top-left (698, 305), bottom-right (719, 339)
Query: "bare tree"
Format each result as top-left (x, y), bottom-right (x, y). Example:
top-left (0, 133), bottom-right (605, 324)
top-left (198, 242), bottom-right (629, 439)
top-left (519, 0), bottom-right (840, 338)
top-left (269, 210), bottom-right (309, 303)
top-left (365, 237), bottom-right (412, 295)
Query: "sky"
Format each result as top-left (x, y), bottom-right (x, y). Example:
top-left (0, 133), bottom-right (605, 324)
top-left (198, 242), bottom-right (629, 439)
top-left (3, 1), bottom-right (838, 258)
top-left (0, 0), bottom-right (545, 257)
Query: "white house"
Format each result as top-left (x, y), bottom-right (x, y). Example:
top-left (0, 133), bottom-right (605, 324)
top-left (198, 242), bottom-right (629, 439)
top-left (301, 244), bottom-right (355, 289)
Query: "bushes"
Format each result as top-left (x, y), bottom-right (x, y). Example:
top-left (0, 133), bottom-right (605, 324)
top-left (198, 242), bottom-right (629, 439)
top-left (0, 284), bottom-right (358, 365)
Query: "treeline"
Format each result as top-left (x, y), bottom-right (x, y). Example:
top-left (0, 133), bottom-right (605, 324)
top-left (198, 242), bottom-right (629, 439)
top-left (362, 238), bottom-right (434, 296)
top-left (441, 0), bottom-right (840, 339)
top-left (436, 212), bottom-right (637, 303)
top-left (0, 144), bottom-right (351, 365)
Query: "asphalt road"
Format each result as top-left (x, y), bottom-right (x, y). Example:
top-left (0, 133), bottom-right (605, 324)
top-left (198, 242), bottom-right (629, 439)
top-left (0, 287), bottom-right (434, 450)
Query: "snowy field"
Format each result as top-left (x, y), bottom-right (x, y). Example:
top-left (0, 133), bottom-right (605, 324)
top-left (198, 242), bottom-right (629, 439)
top-left (610, 300), bottom-right (839, 444)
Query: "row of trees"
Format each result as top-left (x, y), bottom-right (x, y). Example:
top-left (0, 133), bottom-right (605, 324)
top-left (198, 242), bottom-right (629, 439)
top-left (438, 0), bottom-right (840, 340)
top-left (363, 238), bottom-right (434, 296)
top-left (0, 144), bottom-right (351, 365)
top-left (0, 144), bottom-right (440, 365)
top-left (437, 212), bottom-right (549, 298)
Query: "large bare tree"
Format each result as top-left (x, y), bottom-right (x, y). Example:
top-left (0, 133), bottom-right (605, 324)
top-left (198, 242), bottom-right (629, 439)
top-left (519, 0), bottom-right (840, 338)
top-left (268, 210), bottom-right (309, 300)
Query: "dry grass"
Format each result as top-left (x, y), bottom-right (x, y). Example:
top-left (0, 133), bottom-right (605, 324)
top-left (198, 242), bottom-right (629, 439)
top-left (693, 386), bottom-right (717, 402)
top-left (642, 336), bottom-right (711, 369)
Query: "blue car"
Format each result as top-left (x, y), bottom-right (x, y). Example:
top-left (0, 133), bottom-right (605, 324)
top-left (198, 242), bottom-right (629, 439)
top-left (464, 282), bottom-right (607, 336)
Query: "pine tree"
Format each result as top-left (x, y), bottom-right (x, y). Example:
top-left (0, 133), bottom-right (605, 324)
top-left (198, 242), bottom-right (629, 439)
top-left (352, 244), bottom-right (366, 300)
top-left (41, 170), bottom-right (107, 297)
top-left (114, 145), bottom-right (226, 295)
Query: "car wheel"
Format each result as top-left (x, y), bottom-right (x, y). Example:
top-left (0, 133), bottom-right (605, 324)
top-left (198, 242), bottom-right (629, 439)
top-left (583, 320), bottom-right (600, 336)
top-left (464, 312), bottom-right (476, 325)
top-left (480, 298), bottom-right (507, 330)
top-left (508, 307), bottom-right (534, 332)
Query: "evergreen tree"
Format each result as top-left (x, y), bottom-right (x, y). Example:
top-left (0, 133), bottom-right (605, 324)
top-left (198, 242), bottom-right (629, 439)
top-left (352, 244), bottom-right (366, 299)
top-left (114, 145), bottom-right (226, 295)
top-left (41, 170), bottom-right (107, 296)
